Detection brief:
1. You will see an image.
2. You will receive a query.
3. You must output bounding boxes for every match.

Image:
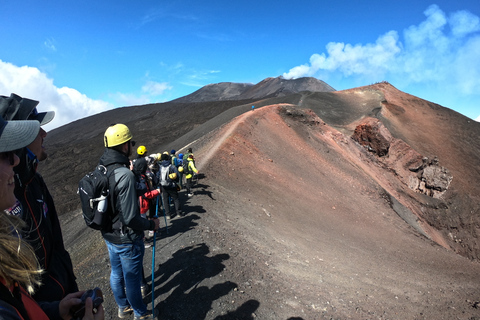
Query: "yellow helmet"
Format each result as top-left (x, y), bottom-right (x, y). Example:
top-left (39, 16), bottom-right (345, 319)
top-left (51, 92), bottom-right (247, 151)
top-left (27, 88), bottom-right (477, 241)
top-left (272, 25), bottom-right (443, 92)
top-left (169, 172), bottom-right (178, 180)
top-left (104, 124), bottom-right (133, 147)
top-left (137, 145), bottom-right (148, 156)
top-left (178, 166), bottom-right (184, 173)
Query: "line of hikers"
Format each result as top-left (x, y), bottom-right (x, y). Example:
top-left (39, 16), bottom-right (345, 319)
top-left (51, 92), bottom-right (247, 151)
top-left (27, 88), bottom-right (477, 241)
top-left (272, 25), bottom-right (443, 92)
top-left (132, 146), bottom-right (199, 223)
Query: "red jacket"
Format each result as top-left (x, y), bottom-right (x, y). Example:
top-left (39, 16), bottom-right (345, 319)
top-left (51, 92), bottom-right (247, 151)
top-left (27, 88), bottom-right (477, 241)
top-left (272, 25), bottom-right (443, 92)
top-left (138, 174), bottom-right (160, 215)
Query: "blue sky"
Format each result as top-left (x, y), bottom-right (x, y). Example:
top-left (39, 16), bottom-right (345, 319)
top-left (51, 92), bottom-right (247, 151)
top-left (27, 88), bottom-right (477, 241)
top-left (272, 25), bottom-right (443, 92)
top-left (0, 0), bottom-right (479, 130)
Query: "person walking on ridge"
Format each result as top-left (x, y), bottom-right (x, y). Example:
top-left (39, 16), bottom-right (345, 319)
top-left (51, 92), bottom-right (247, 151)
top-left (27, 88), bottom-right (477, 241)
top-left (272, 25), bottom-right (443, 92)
top-left (99, 124), bottom-right (159, 320)
top-left (184, 154), bottom-right (198, 197)
top-left (158, 153), bottom-right (182, 218)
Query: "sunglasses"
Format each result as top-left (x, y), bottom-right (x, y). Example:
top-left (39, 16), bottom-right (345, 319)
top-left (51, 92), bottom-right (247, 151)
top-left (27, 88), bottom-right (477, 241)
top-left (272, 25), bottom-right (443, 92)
top-left (0, 151), bottom-right (16, 165)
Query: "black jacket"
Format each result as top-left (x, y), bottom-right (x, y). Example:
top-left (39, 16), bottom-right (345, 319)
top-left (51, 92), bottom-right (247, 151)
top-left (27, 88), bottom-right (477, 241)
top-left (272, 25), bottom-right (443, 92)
top-left (9, 148), bottom-right (77, 319)
top-left (99, 148), bottom-right (155, 244)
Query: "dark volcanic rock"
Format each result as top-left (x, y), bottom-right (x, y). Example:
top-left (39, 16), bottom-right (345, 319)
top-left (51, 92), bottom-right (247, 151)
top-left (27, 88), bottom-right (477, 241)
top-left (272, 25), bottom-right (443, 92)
top-left (352, 117), bottom-right (391, 156)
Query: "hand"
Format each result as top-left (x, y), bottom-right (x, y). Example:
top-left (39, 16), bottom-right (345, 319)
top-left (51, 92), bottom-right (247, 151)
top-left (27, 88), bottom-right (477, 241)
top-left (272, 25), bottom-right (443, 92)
top-left (153, 218), bottom-right (160, 230)
top-left (59, 291), bottom-right (83, 320)
top-left (83, 297), bottom-right (104, 320)
top-left (156, 188), bottom-right (161, 193)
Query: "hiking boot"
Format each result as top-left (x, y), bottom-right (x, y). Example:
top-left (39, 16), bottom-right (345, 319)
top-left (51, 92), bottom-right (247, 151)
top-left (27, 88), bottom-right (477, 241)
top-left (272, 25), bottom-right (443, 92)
top-left (144, 242), bottom-right (152, 249)
top-left (118, 306), bottom-right (133, 318)
top-left (141, 284), bottom-right (150, 298)
top-left (134, 308), bottom-right (159, 320)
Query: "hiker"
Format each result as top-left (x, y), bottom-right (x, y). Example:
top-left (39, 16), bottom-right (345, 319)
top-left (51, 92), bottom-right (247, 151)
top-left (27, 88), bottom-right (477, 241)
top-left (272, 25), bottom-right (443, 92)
top-left (170, 149), bottom-right (178, 167)
top-left (132, 157), bottom-right (160, 233)
top-left (177, 153), bottom-right (184, 189)
top-left (133, 146), bottom-right (158, 220)
top-left (100, 124), bottom-right (159, 320)
top-left (158, 153), bottom-right (182, 218)
top-left (131, 157), bottom-right (160, 297)
top-left (0, 94), bottom-right (79, 309)
top-left (184, 154), bottom-right (199, 197)
top-left (183, 147), bottom-right (195, 165)
top-left (0, 115), bottom-right (104, 320)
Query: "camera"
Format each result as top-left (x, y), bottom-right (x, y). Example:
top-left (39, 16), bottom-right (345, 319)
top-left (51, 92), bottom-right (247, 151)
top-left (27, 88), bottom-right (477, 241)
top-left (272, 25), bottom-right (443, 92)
top-left (71, 287), bottom-right (103, 320)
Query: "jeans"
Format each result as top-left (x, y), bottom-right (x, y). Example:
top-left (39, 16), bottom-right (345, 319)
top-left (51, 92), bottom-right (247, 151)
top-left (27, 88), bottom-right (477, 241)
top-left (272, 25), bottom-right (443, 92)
top-left (105, 238), bottom-right (147, 316)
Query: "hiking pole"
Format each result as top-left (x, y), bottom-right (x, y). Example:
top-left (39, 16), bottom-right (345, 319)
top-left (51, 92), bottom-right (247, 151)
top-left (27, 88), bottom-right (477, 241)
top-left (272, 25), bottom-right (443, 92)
top-left (151, 196), bottom-right (159, 309)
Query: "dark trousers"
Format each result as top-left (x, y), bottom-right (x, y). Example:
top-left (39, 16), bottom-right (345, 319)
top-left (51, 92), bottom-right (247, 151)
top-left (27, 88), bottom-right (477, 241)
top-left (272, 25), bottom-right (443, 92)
top-left (160, 186), bottom-right (181, 217)
top-left (186, 177), bottom-right (194, 194)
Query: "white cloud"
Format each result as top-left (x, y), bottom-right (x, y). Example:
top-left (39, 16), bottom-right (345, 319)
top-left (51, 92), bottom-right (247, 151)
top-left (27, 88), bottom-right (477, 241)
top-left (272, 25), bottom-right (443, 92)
top-left (0, 59), bottom-right (114, 130)
top-left (450, 9), bottom-right (480, 37)
top-left (475, 115), bottom-right (480, 122)
top-left (108, 92), bottom-right (151, 107)
top-left (142, 81), bottom-right (172, 96)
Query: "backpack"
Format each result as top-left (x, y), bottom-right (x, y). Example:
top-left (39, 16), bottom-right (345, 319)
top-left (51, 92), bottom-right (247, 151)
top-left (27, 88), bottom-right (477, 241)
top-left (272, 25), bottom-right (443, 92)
top-left (78, 164), bottom-right (120, 230)
top-left (171, 155), bottom-right (178, 167)
top-left (159, 164), bottom-right (174, 187)
top-left (182, 160), bottom-right (191, 175)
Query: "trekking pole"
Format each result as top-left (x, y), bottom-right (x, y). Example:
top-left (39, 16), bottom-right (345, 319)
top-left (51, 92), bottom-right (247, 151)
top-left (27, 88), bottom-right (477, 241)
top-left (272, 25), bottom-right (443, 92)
top-left (151, 196), bottom-right (159, 309)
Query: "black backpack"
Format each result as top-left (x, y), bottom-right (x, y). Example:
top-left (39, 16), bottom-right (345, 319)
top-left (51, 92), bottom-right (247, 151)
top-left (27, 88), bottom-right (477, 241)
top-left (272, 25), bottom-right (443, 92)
top-left (182, 160), bottom-right (191, 175)
top-left (78, 164), bottom-right (120, 230)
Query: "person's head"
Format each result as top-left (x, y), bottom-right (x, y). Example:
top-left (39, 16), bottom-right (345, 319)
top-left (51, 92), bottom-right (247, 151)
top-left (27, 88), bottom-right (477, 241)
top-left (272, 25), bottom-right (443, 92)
top-left (132, 157), bottom-right (148, 176)
top-left (0, 115), bottom-right (40, 210)
top-left (137, 145), bottom-right (148, 158)
top-left (161, 153), bottom-right (169, 161)
top-left (0, 115), bottom-right (42, 292)
top-left (188, 154), bottom-right (194, 160)
top-left (104, 123), bottom-right (135, 157)
top-left (178, 153), bottom-right (183, 160)
top-left (187, 148), bottom-right (192, 153)
top-left (0, 93), bottom-right (55, 162)
top-left (170, 149), bottom-right (176, 155)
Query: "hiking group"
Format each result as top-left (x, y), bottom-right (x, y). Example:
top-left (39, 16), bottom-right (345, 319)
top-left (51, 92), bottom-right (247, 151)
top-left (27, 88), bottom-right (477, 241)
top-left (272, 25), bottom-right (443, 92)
top-left (86, 124), bottom-right (199, 320)
top-left (0, 93), bottom-right (199, 320)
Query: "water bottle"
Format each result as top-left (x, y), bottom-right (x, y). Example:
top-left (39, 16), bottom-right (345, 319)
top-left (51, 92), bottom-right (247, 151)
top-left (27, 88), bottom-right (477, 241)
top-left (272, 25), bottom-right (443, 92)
top-left (97, 193), bottom-right (108, 213)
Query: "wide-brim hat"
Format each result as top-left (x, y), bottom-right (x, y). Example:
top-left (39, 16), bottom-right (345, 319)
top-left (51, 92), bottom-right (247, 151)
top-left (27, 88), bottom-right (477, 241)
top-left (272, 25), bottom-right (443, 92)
top-left (0, 115), bottom-right (40, 153)
top-left (28, 107), bottom-right (55, 126)
top-left (0, 93), bottom-right (55, 125)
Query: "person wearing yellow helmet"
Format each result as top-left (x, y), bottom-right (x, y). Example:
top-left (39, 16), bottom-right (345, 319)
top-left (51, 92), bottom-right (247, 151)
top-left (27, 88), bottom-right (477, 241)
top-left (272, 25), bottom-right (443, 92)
top-left (137, 145), bottom-right (148, 157)
top-left (184, 154), bottom-right (198, 197)
top-left (158, 153), bottom-right (182, 219)
top-left (99, 123), bottom-right (159, 320)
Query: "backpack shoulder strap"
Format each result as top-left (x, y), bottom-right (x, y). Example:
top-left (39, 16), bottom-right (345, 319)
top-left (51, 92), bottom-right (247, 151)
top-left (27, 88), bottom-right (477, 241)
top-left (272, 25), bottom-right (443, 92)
top-left (105, 164), bottom-right (124, 222)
